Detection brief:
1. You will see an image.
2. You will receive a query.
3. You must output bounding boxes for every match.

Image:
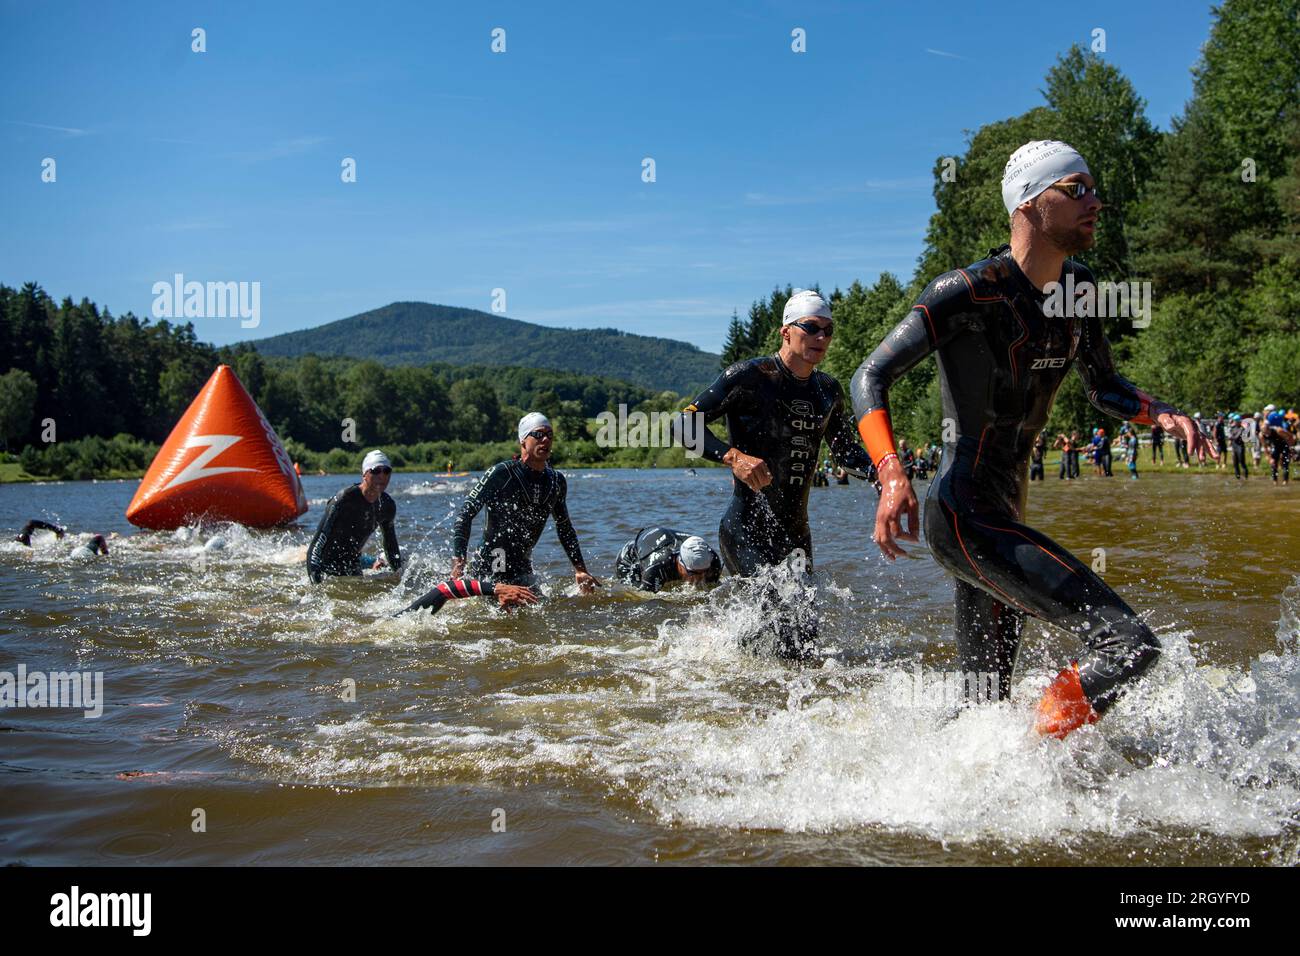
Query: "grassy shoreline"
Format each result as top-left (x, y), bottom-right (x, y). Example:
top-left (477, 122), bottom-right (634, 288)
top-left (4, 453), bottom-right (1288, 484)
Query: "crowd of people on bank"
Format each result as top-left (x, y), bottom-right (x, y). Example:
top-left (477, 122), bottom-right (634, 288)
top-left (1015, 405), bottom-right (1297, 484)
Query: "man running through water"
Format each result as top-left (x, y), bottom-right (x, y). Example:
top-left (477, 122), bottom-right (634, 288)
top-left (851, 140), bottom-right (1216, 738)
top-left (674, 289), bottom-right (878, 658)
top-left (615, 527), bottom-right (722, 593)
top-left (450, 413), bottom-right (599, 594)
top-left (306, 450), bottom-right (403, 583)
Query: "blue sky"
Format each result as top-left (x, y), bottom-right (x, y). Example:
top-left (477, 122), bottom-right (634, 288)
top-left (1, 1), bottom-right (1215, 354)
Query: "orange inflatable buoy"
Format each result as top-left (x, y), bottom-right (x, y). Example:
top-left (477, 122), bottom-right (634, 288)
top-left (126, 365), bottom-right (308, 529)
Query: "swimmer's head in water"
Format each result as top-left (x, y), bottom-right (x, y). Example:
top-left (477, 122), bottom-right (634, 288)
top-left (677, 535), bottom-right (716, 585)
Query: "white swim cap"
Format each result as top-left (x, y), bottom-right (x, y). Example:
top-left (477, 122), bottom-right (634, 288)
top-left (679, 536), bottom-right (714, 572)
top-left (204, 536), bottom-right (227, 551)
top-left (69, 545), bottom-right (94, 560)
top-left (518, 412), bottom-right (552, 443)
top-left (782, 290), bottom-right (832, 325)
top-left (361, 449), bottom-right (391, 475)
top-left (1001, 140), bottom-right (1091, 215)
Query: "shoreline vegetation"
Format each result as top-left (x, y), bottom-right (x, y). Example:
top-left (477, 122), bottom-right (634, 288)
top-left (0, 445), bottom-right (1280, 484)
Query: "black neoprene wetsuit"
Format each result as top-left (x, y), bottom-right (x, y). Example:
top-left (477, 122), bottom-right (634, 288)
top-left (15, 519), bottom-right (64, 546)
top-left (396, 577), bottom-right (498, 616)
top-left (306, 485), bottom-right (401, 583)
top-left (851, 246), bottom-right (1172, 713)
top-left (615, 526), bottom-right (722, 593)
top-left (680, 353), bottom-right (877, 576)
top-left (452, 460), bottom-right (586, 585)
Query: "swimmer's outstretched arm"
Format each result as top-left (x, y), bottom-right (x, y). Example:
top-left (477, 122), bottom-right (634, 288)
top-left (378, 503), bottom-right (402, 574)
top-left (551, 474), bottom-right (599, 592)
top-left (394, 578), bottom-right (539, 617)
top-left (15, 519), bottom-right (65, 546)
top-left (851, 278), bottom-right (970, 558)
top-left (825, 380), bottom-right (879, 491)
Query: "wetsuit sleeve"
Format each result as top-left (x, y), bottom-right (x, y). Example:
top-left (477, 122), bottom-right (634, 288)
top-left (551, 474), bottom-right (587, 571)
top-left (378, 495), bottom-right (402, 572)
top-left (825, 380), bottom-right (878, 481)
top-left (16, 519), bottom-right (64, 545)
top-left (1075, 312), bottom-right (1174, 426)
top-left (674, 361), bottom-right (756, 463)
top-left (850, 273), bottom-right (971, 465)
top-left (395, 577), bottom-right (496, 616)
top-left (306, 493), bottom-right (342, 583)
top-left (451, 465), bottom-right (506, 560)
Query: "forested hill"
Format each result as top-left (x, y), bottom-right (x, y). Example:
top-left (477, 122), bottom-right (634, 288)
top-left (249, 302), bottom-right (721, 395)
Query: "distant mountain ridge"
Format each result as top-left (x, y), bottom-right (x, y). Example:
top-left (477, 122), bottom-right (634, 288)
top-left (249, 302), bottom-right (721, 395)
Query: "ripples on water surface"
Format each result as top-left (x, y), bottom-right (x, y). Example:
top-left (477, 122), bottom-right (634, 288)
top-left (1, 469), bottom-right (1297, 865)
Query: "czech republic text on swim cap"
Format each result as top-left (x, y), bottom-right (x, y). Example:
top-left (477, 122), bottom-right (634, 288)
top-left (1001, 140), bottom-right (1090, 215)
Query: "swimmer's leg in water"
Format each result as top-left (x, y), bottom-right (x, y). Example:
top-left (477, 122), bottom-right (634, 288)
top-left (719, 502), bottom-right (818, 661)
top-left (927, 500), bottom-right (1160, 736)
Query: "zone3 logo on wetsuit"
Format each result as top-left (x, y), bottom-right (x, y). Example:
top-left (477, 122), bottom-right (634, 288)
top-left (851, 246), bottom-right (1172, 714)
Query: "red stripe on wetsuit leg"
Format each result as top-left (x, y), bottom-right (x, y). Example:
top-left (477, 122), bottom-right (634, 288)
top-left (436, 582), bottom-right (454, 599)
top-left (915, 303), bottom-right (938, 344)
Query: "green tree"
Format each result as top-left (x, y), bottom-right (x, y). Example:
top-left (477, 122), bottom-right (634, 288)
top-left (0, 368), bottom-right (37, 451)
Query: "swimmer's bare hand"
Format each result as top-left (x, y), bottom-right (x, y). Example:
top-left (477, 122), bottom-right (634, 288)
top-left (372, 556), bottom-right (387, 570)
top-left (723, 448), bottom-right (772, 492)
top-left (494, 584), bottom-right (540, 610)
top-left (1161, 410), bottom-right (1218, 461)
top-left (450, 557), bottom-right (465, 579)
top-left (575, 570), bottom-right (601, 593)
top-left (874, 456), bottom-right (919, 560)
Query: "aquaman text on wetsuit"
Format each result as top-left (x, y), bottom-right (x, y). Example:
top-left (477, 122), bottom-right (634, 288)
top-left (306, 484), bottom-right (401, 583)
top-left (451, 459), bottom-right (586, 585)
top-left (852, 246), bottom-right (1172, 713)
top-left (681, 353), bottom-right (876, 575)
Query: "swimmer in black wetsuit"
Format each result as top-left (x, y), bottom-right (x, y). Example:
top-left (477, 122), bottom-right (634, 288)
top-left (15, 519), bottom-right (65, 546)
top-left (306, 450), bottom-right (403, 583)
top-left (450, 413), bottom-right (599, 593)
top-left (395, 577), bottom-right (540, 616)
top-left (675, 289), bottom-right (878, 658)
top-left (852, 140), bottom-right (1217, 738)
top-left (615, 527), bottom-right (722, 592)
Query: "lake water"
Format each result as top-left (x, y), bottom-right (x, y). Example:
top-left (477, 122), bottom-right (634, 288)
top-left (1, 467), bottom-right (1297, 865)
